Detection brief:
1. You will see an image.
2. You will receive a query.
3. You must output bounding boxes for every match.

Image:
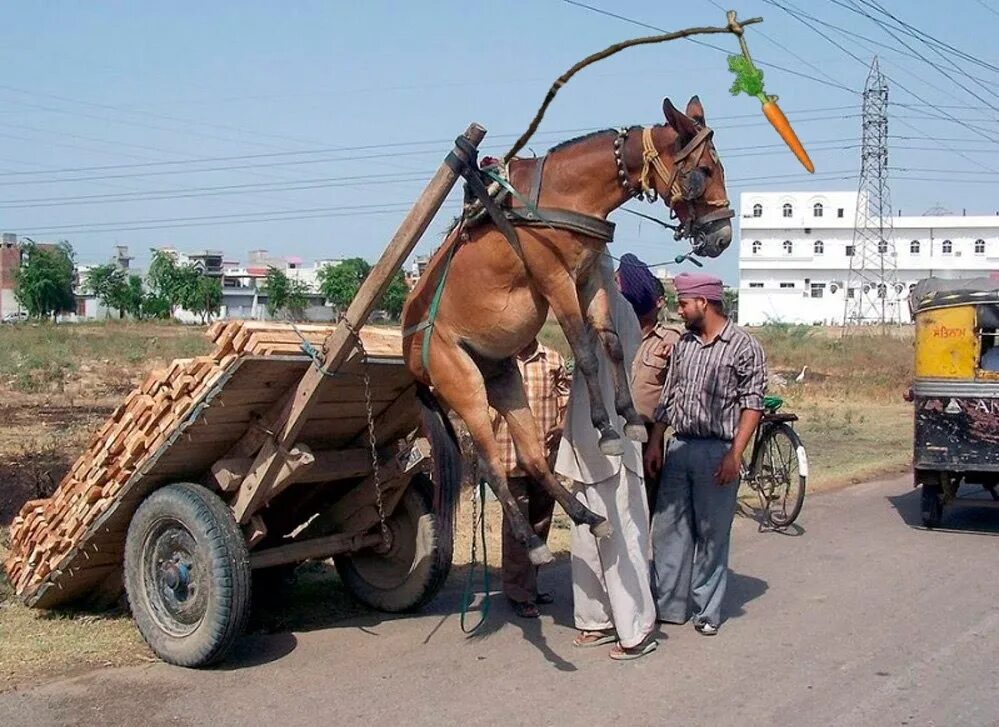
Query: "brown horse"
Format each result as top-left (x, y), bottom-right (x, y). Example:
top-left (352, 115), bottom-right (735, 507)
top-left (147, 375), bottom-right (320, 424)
top-left (403, 97), bottom-right (733, 564)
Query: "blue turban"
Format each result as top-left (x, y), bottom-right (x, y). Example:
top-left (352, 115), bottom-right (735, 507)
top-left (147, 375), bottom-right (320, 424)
top-left (616, 253), bottom-right (662, 316)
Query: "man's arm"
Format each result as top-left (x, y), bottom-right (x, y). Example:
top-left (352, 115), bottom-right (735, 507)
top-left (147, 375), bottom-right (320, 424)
top-left (645, 351), bottom-right (679, 480)
top-left (714, 337), bottom-right (768, 485)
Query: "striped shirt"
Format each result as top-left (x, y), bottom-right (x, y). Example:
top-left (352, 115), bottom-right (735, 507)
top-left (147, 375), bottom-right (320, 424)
top-left (491, 344), bottom-right (571, 477)
top-left (653, 319), bottom-right (767, 441)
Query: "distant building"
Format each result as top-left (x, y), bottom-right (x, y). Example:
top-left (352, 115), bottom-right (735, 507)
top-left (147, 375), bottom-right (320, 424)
top-left (738, 191), bottom-right (999, 326)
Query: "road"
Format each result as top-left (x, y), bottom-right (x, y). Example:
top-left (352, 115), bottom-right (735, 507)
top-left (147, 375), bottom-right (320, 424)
top-left (2, 475), bottom-right (998, 727)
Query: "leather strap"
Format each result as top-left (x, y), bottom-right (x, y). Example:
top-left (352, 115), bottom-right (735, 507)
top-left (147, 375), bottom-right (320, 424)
top-left (506, 206), bottom-right (615, 243)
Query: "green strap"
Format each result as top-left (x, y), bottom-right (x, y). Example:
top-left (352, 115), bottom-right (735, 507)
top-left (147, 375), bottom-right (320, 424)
top-left (482, 167), bottom-right (548, 224)
top-left (460, 478), bottom-right (491, 635)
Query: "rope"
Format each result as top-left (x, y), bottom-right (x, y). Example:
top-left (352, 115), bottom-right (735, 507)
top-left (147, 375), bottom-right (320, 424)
top-left (459, 478), bottom-right (491, 635)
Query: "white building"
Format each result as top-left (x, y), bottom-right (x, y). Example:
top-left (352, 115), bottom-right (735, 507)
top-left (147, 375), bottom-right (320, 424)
top-left (737, 191), bottom-right (999, 326)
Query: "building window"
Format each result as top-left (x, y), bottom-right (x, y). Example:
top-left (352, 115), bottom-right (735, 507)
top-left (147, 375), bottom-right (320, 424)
top-left (878, 240), bottom-right (888, 254)
top-left (847, 287), bottom-right (856, 299)
top-left (846, 245), bottom-right (855, 257)
top-left (910, 240), bottom-right (920, 254)
top-left (814, 240), bottom-right (824, 255)
top-left (752, 203), bottom-right (762, 217)
top-left (748, 282), bottom-right (764, 289)
top-left (783, 240), bottom-right (793, 255)
top-left (810, 283), bottom-right (825, 299)
top-left (780, 282), bottom-right (795, 289)
top-left (813, 202), bottom-right (823, 217)
top-left (837, 208), bottom-right (845, 218)
top-left (782, 203), bottom-right (793, 218)
top-left (975, 239), bottom-right (986, 255)
top-left (752, 240), bottom-right (762, 255)
top-left (942, 239), bottom-right (953, 254)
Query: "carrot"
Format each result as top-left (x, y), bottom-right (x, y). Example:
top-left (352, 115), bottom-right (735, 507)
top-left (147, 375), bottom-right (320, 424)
top-left (728, 54), bottom-right (815, 174)
top-left (761, 96), bottom-right (814, 173)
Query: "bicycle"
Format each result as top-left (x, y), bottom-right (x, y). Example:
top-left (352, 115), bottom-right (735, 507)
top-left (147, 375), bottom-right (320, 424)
top-left (739, 395), bottom-right (808, 530)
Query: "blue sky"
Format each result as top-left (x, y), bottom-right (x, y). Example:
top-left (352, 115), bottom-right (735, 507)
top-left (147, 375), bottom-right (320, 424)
top-left (0, 0), bottom-right (995, 283)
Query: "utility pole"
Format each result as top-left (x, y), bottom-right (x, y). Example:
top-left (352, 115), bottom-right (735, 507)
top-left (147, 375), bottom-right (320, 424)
top-left (844, 57), bottom-right (900, 330)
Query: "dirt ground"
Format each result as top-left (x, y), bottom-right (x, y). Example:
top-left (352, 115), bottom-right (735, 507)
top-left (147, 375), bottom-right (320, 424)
top-left (0, 320), bottom-right (915, 691)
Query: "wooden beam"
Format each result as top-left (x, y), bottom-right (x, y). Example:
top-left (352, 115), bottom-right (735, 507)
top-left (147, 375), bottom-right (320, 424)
top-left (228, 124), bottom-right (486, 517)
top-left (249, 531), bottom-right (385, 570)
top-left (211, 447), bottom-right (379, 493)
top-left (231, 442), bottom-right (315, 523)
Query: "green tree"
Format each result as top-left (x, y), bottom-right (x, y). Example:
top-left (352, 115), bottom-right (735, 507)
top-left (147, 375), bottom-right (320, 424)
top-left (184, 276), bottom-right (222, 324)
top-left (723, 288), bottom-right (739, 320)
top-left (83, 264), bottom-right (128, 319)
top-left (124, 274), bottom-right (146, 319)
top-left (317, 258), bottom-right (371, 311)
top-left (380, 270), bottom-right (410, 319)
top-left (147, 250), bottom-right (186, 316)
top-left (262, 267), bottom-right (290, 318)
top-left (286, 278), bottom-right (311, 320)
top-left (15, 241), bottom-right (77, 320)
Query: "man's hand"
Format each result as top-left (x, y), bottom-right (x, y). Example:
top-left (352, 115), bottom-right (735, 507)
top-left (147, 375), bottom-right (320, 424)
top-left (644, 438), bottom-right (664, 482)
top-left (714, 449), bottom-right (742, 486)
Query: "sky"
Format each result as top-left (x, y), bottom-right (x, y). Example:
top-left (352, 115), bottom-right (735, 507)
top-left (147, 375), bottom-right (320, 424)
top-left (0, 0), bottom-right (996, 284)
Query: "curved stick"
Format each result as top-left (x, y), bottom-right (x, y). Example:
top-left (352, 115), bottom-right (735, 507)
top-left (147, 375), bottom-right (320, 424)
top-left (503, 12), bottom-right (763, 163)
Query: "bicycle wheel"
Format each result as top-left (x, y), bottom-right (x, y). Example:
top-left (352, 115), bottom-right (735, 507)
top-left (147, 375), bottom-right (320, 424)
top-left (750, 422), bottom-right (807, 528)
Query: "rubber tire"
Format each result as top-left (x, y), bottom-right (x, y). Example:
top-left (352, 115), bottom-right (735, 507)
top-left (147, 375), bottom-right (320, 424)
top-left (752, 423), bottom-right (807, 528)
top-left (124, 483), bottom-right (251, 668)
top-left (920, 482), bottom-right (944, 529)
top-left (336, 474), bottom-right (451, 613)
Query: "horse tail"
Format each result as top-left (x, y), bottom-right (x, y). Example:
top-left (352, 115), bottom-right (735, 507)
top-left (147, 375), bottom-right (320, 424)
top-left (416, 383), bottom-right (462, 561)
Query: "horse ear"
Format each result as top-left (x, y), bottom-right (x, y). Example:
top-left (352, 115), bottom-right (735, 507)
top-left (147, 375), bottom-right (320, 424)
top-left (685, 95), bottom-right (706, 126)
top-left (663, 97), bottom-right (698, 139)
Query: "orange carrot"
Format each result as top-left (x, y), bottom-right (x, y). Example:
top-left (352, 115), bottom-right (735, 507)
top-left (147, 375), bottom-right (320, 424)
top-left (761, 97), bottom-right (814, 173)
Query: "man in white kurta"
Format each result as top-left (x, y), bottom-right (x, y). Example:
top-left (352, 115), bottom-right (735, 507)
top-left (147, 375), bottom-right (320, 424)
top-left (554, 284), bottom-right (658, 659)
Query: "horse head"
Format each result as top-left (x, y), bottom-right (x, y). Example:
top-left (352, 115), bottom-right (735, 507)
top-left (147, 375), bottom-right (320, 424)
top-left (658, 96), bottom-right (734, 258)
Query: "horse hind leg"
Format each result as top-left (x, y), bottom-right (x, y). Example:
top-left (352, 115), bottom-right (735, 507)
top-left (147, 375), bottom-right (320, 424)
top-left (485, 360), bottom-right (612, 539)
top-left (426, 342), bottom-right (554, 565)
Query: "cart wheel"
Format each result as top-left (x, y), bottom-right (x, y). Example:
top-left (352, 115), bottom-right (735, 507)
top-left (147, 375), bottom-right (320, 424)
top-left (124, 483), bottom-right (251, 667)
top-left (920, 482), bottom-right (944, 529)
top-left (336, 474), bottom-right (451, 613)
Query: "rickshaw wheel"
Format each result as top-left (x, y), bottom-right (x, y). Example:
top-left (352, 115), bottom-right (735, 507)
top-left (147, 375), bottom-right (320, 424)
top-left (920, 482), bottom-right (943, 529)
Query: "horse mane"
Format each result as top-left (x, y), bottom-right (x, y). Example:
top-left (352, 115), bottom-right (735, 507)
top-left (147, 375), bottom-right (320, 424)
top-left (547, 128), bottom-right (616, 153)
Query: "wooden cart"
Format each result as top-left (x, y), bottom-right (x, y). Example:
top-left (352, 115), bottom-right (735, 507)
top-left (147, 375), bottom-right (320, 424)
top-left (4, 123), bottom-right (487, 667)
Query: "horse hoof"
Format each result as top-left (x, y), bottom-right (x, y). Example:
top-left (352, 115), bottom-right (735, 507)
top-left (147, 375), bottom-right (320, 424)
top-left (624, 424), bottom-right (648, 443)
top-left (529, 544), bottom-right (555, 566)
top-left (599, 435), bottom-right (624, 457)
top-left (590, 520), bottom-right (613, 539)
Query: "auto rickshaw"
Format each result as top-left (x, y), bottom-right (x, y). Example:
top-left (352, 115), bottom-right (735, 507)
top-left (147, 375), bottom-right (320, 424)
top-left (908, 277), bottom-right (999, 527)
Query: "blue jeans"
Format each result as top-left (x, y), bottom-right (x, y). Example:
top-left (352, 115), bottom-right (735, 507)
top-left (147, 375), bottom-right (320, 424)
top-left (651, 436), bottom-right (739, 627)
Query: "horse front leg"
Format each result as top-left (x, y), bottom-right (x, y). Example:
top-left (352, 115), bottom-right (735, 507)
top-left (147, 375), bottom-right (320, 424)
top-left (579, 256), bottom-right (646, 443)
top-left (485, 359), bottom-right (611, 538)
top-left (538, 273), bottom-right (624, 456)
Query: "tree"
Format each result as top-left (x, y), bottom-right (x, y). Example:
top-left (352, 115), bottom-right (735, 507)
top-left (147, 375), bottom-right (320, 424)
top-left (83, 264), bottom-right (128, 319)
top-left (381, 270), bottom-right (410, 319)
top-left (286, 279), bottom-right (311, 320)
top-left (184, 276), bottom-right (222, 324)
top-left (723, 288), bottom-right (739, 321)
top-left (15, 241), bottom-right (77, 320)
top-left (318, 258), bottom-right (371, 311)
top-left (124, 275), bottom-right (146, 319)
top-left (262, 267), bottom-right (290, 318)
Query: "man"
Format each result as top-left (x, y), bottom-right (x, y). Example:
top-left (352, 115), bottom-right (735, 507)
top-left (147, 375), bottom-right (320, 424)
top-left (644, 272), bottom-right (767, 636)
top-left (615, 253), bottom-right (681, 512)
top-left (492, 338), bottom-right (570, 619)
top-left (555, 271), bottom-right (658, 661)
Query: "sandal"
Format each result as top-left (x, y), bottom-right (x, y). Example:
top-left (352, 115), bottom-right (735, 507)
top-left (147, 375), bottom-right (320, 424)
top-left (573, 630), bottom-right (618, 648)
top-left (510, 601), bottom-right (540, 619)
top-left (609, 636), bottom-right (658, 661)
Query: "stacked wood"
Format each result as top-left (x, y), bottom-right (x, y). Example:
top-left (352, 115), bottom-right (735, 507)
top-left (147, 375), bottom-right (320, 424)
top-left (3, 320), bottom-right (402, 602)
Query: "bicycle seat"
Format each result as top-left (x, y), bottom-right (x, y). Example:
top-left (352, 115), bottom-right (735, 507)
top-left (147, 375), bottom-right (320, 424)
top-left (763, 411), bottom-right (798, 423)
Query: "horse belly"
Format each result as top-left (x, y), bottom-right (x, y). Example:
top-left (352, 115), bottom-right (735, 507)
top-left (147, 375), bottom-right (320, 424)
top-left (454, 287), bottom-right (548, 361)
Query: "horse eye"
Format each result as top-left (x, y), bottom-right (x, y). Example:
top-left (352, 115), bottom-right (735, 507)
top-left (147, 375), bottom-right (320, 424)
top-left (698, 165), bottom-right (713, 178)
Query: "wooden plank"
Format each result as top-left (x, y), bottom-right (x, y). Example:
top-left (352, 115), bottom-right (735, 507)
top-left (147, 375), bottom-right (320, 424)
top-left (249, 532), bottom-right (384, 570)
top-left (211, 447), bottom-right (375, 492)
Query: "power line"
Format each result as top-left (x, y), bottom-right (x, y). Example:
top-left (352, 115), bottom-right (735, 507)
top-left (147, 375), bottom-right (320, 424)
top-left (561, 0), bottom-right (857, 93)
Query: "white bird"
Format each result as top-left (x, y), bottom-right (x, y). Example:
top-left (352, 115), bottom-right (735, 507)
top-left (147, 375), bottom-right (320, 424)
top-left (795, 365), bottom-right (808, 384)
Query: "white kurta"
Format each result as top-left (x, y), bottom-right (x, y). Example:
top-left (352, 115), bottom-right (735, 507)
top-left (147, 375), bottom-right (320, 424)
top-left (554, 284), bottom-right (656, 648)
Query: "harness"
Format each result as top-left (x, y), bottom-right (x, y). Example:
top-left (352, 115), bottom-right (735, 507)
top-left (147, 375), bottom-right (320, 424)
top-left (403, 125), bottom-right (733, 375)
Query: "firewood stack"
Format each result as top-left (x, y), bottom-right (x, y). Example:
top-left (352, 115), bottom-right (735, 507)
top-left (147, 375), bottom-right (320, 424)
top-left (3, 320), bottom-right (402, 599)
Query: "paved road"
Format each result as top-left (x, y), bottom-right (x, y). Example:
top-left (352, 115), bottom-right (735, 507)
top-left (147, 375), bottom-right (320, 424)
top-left (3, 475), bottom-right (998, 727)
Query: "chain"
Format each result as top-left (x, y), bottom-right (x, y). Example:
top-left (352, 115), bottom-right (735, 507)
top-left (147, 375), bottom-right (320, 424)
top-left (340, 317), bottom-right (391, 551)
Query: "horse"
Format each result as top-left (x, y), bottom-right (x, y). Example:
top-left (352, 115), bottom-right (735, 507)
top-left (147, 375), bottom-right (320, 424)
top-left (403, 96), bottom-right (733, 564)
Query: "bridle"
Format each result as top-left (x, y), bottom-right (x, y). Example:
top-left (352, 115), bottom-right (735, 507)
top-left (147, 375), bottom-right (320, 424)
top-left (613, 125), bottom-right (734, 245)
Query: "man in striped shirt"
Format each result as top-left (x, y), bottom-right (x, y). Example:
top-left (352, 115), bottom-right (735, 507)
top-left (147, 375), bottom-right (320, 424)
top-left (644, 272), bottom-right (767, 636)
top-left (492, 339), bottom-right (570, 619)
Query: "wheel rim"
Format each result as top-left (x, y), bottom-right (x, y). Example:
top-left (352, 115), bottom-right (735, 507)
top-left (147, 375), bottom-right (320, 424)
top-left (141, 518), bottom-right (209, 638)
top-left (758, 431), bottom-right (804, 527)
top-left (345, 498), bottom-right (421, 591)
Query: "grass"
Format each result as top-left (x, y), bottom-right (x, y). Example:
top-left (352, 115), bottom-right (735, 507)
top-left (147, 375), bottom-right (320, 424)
top-left (0, 319), bottom-right (917, 689)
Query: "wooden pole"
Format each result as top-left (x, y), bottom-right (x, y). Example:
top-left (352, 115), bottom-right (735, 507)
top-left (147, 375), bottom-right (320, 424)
top-left (232, 122), bottom-right (487, 523)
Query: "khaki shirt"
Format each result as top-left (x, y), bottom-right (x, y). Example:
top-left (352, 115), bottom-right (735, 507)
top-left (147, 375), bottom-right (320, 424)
top-left (631, 322), bottom-right (681, 423)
